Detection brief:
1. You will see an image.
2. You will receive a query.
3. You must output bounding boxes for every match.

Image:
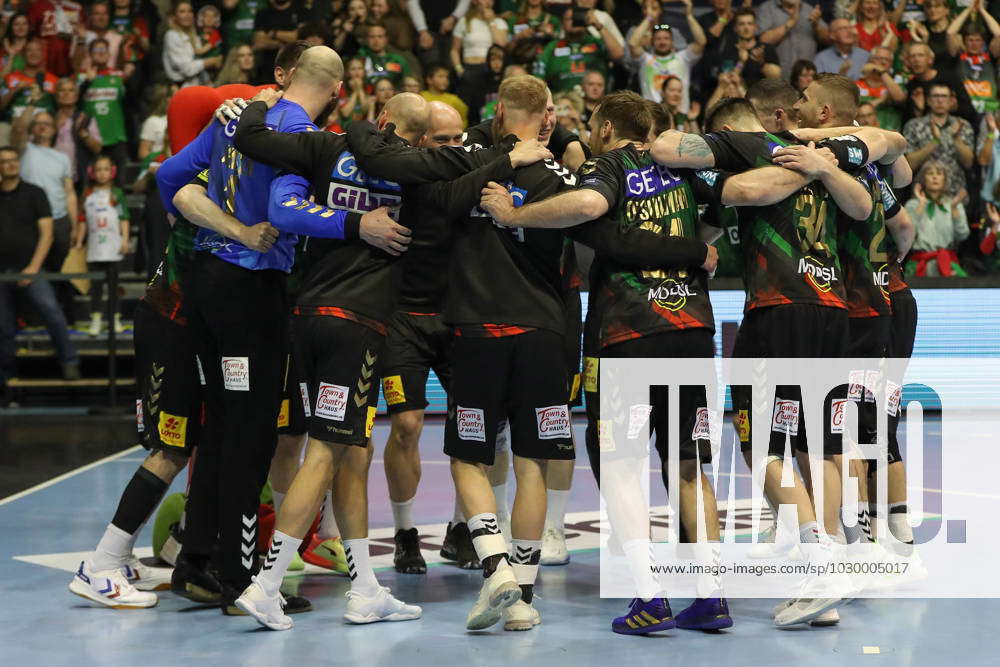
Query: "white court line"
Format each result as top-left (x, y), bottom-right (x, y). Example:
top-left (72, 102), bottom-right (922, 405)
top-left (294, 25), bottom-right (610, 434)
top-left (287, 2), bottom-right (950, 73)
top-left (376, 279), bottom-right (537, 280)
top-left (0, 445), bottom-right (142, 506)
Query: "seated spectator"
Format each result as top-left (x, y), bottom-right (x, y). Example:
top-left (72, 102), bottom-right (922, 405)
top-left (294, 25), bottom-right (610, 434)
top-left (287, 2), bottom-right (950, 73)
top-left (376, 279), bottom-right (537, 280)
top-left (855, 45), bottom-right (906, 130)
top-left (718, 8), bottom-right (782, 87)
top-left (401, 75), bottom-right (421, 93)
top-left (539, 1), bottom-right (622, 95)
top-left (111, 0), bottom-right (151, 64)
top-left (857, 100), bottom-right (879, 126)
top-left (853, 0), bottom-right (898, 52)
top-left (72, 2), bottom-right (125, 74)
top-left (28, 0), bottom-right (84, 77)
top-left (0, 145), bottom-right (80, 386)
top-left (904, 160), bottom-right (969, 277)
top-left (421, 63), bottom-right (468, 124)
top-left (339, 57), bottom-right (373, 127)
top-left (215, 43), bottom-right (255, 85)
top-left (368, 77), bottom-right (395, 120)
top-left (2, 13), bottom-right (31, 79)
top-left (746, 76), bottom-right (799, 133)
top-left (580, 68), bottom-right (604, 125)
top-left (52, 77), bottom-right (101, 185)
top-left (946, 0), bottom-right (1000, 116)
top-left (979, 111), bottom-right (1000, 206)
top-left (661, 75), bottom-right (700, 133)
top-left (904, 82), bottom-right (975, 195)
top-left (331, 0), bottom-right (367, 57)
top-left (627, 0), bottom-right (704, 109)
top-left (791, 58), bottom-right (816, 92)
top-left (79, 38), bottom-right (128, 185)
top-left (252, 0), bottom-right (304, 83)
top-left (164, 1), bottom-right (223, 87)
top-left (903, 42), bottom-right (977, 125)
top-left (908, 0), bottom-right (953, 69)
top-left (757, 0), bottom-right (828, 78)
top-left (553, 89), bottom-right (587, 140)
top-left (506, 0), bottom-right (559, 65)
top-left (1, 39), bottom-right (59, 132)
top-left (815, 18), bottom-right (869, 81)
top-left (359, 23), bottom-right (412, 88)
top-left (451, 0), bottom-right (507, 120)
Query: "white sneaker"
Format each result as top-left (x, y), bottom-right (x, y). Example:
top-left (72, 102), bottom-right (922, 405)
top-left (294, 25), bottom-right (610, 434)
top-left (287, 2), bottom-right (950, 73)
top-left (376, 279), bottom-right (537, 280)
top-left (774, 597), bottom-right (844, 627)
top-left (121, 555), bottom-right (171, 591)
top-left (540, 527), bottom-right (570, 566)
top-left (234, 579), bottom-right (292, 631)
top-left (69, 561), bottom-right (157, 609)
top-left (809, 607), bottom-right (840, 626)
top-left (88, 313), bottom-right (102, 337)
top-left (748, 524), bottom-right (799, 559)
top-left (344, 586), bottom-right (421, 624)
top-left (466, 562), bottom-right (521, 630)
top-left (503, 599), bottom-right (540, 631)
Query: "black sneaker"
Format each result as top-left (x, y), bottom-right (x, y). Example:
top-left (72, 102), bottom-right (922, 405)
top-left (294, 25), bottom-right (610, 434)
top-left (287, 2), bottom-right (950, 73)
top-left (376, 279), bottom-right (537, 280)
top-left (393, 527), bottom-right (427, 574)
top-left (221, 584), bottom-right (313, 615)
top-left (440, 522), bottom-right (481, 570)
top-left (170, 555), bottom-right (222, 603)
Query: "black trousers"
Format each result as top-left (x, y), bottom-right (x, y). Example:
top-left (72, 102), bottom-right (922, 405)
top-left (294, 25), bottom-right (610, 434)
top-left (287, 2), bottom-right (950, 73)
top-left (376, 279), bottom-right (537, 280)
top-left (181, 253), bottom-right (288, 588)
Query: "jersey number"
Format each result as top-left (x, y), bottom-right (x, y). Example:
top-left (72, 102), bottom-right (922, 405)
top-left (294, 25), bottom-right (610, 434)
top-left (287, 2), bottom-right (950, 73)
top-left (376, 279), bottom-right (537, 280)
top-left (794, 191), bottom-right (829, 253)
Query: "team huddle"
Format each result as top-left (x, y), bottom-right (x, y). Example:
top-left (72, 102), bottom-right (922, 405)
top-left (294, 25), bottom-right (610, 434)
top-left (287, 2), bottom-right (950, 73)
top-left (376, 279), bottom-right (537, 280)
top-left (66, 41), bottom-right (919, 635)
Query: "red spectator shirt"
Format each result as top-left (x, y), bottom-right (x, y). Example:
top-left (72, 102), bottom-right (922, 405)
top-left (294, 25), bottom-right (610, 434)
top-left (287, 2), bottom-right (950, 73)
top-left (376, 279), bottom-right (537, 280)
top-left (27, 0), bottom-right (84, 76)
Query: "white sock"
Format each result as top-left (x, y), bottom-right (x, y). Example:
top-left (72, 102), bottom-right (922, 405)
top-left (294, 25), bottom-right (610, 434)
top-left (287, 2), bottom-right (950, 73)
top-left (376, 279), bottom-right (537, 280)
top-left (798, 521), bottom-right (821, 543)
top-left (888, 502), bottom-right (914, 556)
top-left (857, 503), bottom-right (874, 542)
top-left (344, 538), bottom-right (380, 595)
top-left (272, 490), bottom-right (286, 513)
top-left (317, 492), bottom-right (339, 539)
top-left (694, 540), bottom-right (723, 598)
top-left (622, 538), bottom-right (660, 601)
top-left (257, 530), bottom-right (302, 597)
top-left (492, 483), bottom-right (509, 518)
top-left (90, 524), bottom-right (132, 571)
top-left (510, 538), bottom-right (541, 601)
top-left (452, 498), bottom-right (464, 525)
top-left (842, 505), bottom-right (861, 543)
top-left (467, 512), bottom-right (507, 561)
top-left (392, 497), bottom-right (415, 532)
top-left (544, 489), bottom-right (570, 532)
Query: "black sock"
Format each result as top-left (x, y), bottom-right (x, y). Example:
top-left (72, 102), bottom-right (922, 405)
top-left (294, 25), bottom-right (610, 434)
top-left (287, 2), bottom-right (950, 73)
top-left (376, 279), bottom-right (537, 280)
top-left (482, 553), bottom-right (508, 578)
top-left (520, 583), bottom-right (533, 603)
top-left (111, 466), bottom-right (169, 535)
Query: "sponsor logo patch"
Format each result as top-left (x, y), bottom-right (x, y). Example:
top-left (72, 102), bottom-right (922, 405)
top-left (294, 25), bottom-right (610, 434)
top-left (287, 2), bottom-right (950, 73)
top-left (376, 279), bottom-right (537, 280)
top-left (569, 373), bottom-right (581, 401)
top-left (221, 356), bottom-right (250, 391)
top-left (736, 409), bottom-right (750, 443)
top-left (158, 411), bottom-right (187, 448)
top-left (848, 370), bottom-right (865, 401)
top-left (648, 278), bottom-right (695, 311)
top-left (886, 380), bottom-right (901, 416)
top-left (299, 382), bottom-right (312, 417)
top-left (583, 357), bottom-right (599, 393)
top-left (830, 398), bottom-right (847, 434)
top-left (315, 382), bottom-right (349, 421)
top-left (277, 399), bottom-right (289, 428)
top-left (365, 406), bottom-right (377, 438)
top-left (597, 419), bottom-right (615, 452)
top-left (797, 256), bottom-right (837, 292)
top-left (536, 405), bottom-right (572, 440)
top-left (691, 407), bottom-right (712, 441)
top-left (626, 404), bottom-right (653, 439)
top-left (771, 400), bottom-right (800, 436)
top-left (136, 399), bottom-right (144, 433)
top-left (382, 375), bottom-right (406, 406)
top-left (456, 406), bottom-right (486, 442)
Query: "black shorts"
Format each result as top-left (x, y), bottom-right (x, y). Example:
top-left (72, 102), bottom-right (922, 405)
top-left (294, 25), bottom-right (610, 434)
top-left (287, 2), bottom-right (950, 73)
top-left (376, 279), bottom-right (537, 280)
top-left (584, 329), bottom-right (715, 466)
top-left (888, 288), bottom-right (917, 359)
top-left (277, 348), bottom-right (307, 437)
top-left (847, 315), bottom-right (891, 358)
top-left (444, 329), bottom-right (575, 465)
top-left (565, 289), bottom-right (583, 407)
top-left (381, 311), bottom-right (453, 415)
top-left (134, 299), bottom-right (201, 456)
top-left (732, 304), bottom-right (848, 456)
top-left (293, 315), bottom-right (384, 447)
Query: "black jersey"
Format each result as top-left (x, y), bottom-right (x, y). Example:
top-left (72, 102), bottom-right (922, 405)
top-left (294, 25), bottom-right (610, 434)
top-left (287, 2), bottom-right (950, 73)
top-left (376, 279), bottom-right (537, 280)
top-left (702, 130), bottom-right (870, 311)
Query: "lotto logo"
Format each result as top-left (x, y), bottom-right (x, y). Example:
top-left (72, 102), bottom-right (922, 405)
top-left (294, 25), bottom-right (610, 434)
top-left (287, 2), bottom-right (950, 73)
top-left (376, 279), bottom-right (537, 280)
top-left (299, 382), bottom-right (312, 417)
top-left (736, 409), bottom-right (750, 443)
top-left (583, 357), bottom-right (599, 393)
top-left (536, 405), bottom-right (571, 440)
top-left (626, 404), bottom-right (653, 439)
top-left (597, 420), bottom-right (615, 452)
top-left (315, 383), bottom-right (349, 421)
top-left (830, 399), bottom-right (847, 434)
top-left (277, 399), bottom-right (290, 428)
top-left (158, 411), bottom-right (187, 448)
top-left (771, 400), bottom-right (800, 436)
top-left (382, 375), bottom-right (406, 406)
top-left (456, 406), bottom-right (486, 442)
top-left (136, 399), bottom-right (144, 433)
top-left (691, 407), bottom-right (711, 441)
top-left (365, 406), bottom-right (377, 438)
top-left (221, 356), bottom-right (250, 391)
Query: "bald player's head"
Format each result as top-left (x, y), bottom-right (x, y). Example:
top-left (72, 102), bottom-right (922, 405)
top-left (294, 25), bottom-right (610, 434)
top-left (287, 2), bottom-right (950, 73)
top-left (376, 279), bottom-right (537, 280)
top-left (379, 92), bottom-right (431, 143)
top-left (420, 101), bottom-right (464, 149)
top-left (289, 45), bottom-right (345, 89)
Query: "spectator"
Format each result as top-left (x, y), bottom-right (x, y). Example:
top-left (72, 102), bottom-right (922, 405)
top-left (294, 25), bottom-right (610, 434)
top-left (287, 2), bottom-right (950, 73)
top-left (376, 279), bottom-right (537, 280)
top-left (506, 0), bottom-right (559, 65)
top-left (908, 0), bottom-right (952, 69)
top-left (52, 76), bottom-right (101, 185)
top-left (79, 37), bottom-right (128, 184)
top-left (409, 0), bottom-right (471, 68)
top-left (1, 13), bottom-right (30, 79)
top-left (538, 1), bottom-right (622, 94)
top-left (137, 83), bottom-right (170, 162)
top-left (946, 0), bottom-right (1000, 116)
top-left (111, 0), bottom-right (151, 65)
top-left (978, 111), bottom-right (999, 205)
top-left (10, 103), bottom-right (78, 281)
top-left (215, 43), bottom-right (255, 84)
top-left (197, 5), bottom-right (225, 61)
top-left (856, 45), bottom-right (906, 130)
top-left (164, 1), bottom-right (223, 87)
top-left (903, 42), bottom-right (977, 125)
top-left (358, 23), bottom-right (412, 88)
top-left (706, 68), bottom-right (746, 108)
top-left (853, 0), bottom-right (898, 52)
top-left (331, 0), bottom-right (367, 57)
top-left (401, 74), bottom-right (421, 93)
top-left (857, 100), bottom-right (879, 126)
top-left (134, 84), bottom-right (170, 277)
top-left (757, 0), bottom-right (827, 79)
top-left (553, 89), bottom-right (587, 140)
top-left (338, 56), bottom-right (372, 127)
top-left (699, 0), bottom-right (736, 60)
top-left (661, 74), bottom-right (700, 133)
top-left (627, 0), bottom-right (704, 110)
top-left (477, 45), bottom-right (509, 120)
top-left (420, 63), bottom-right (468, 124)
top-left (223, 0), bottom-right (263, 51)
top-left (451, 0), bottom-right (507, 107)
top-left (718, 8), bottom-right (782, 87)
top-left (904, 82), bottom-right (975, 196)
top-left (27, 0), bottom-right (84, 77)
top-left (791, 58), bottom-right (816, 92)
top-left (580, 68), bottom-right (603, 124)
top-left (252, 0), bottom-right (304, 83)
top-left (980, 194), bottom-right (1000, 272)
top-left (368, 77), bottom-right (395, 120)
top-left (371, 0), bottom-right (418, 54)
top-left (72, 2), bottom-right (125, 74)
top-left (0, 144), bottom-right (80, 387)
top-left (77, 153), bottom-right (128, 335)
top-left (904, 160), bottom-right (969, 277)
top-left (1, 38), bottom-right (58, 135)
top-left (815, 18), bottom-right (869, 81)
top-left (575, 0), bottom-right (624, 57)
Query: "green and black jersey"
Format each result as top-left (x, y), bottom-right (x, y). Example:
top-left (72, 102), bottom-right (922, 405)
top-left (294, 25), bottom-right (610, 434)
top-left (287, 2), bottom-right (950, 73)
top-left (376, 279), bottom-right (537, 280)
top-left (704, 203), bottom-right (741, 279)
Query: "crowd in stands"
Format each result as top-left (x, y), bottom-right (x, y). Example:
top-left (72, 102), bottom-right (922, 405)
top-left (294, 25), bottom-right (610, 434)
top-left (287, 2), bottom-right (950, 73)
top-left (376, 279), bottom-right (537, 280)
top-left (2, 0), bottom-right (1000, 296)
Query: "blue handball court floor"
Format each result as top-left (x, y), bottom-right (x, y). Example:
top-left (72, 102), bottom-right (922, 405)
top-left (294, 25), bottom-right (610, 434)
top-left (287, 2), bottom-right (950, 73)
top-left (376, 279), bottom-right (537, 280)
top-left (1, 415), bottom-right (998, 667)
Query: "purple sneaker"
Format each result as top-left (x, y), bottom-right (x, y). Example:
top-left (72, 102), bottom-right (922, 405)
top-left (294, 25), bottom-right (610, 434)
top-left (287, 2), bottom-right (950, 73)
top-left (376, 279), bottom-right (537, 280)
top-left (675, 598), bottom-right (733, 631)
top-left (611, 598), bottom-right (676, 635)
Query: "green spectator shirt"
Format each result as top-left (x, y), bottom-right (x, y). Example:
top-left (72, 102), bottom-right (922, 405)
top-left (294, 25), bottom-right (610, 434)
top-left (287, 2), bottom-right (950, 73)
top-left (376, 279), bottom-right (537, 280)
top-left (535, 36), bottom-right (608, 93)
top-left (2, 70), bottom-right (57, 122)
top-left (357, 48), bottom-right (411, 88)
top-left (81, 69), bottom-right (127, 146)
top-left (224, 0), bottom-right (261, 48)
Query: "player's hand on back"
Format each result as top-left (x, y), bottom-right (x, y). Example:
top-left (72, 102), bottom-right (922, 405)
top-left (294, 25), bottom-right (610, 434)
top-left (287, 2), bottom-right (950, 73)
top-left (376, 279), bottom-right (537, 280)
top-left (361, 206), bottom-right (411, 256)
top-left (509, 138), bottom-right (553, 168)
top-left (251, 87), bottom-right (284, 108)
top-left (240, 221), bottom-right (279, 252)
top-left (480, 181), bottom-right (516, 224)
top-left (215, 97), bottom-right (249, 124)
top-left (701, 244), bottom-right (719, 276)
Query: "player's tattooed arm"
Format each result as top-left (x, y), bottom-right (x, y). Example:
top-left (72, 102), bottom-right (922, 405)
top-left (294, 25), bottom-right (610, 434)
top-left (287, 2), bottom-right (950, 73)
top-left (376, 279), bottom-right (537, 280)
top-left (720, 166), bottom-right (811, 207)
top-left (650, 130), bottom-right (716, 169)
top-left (479, 182), bottom-right (609, 228)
